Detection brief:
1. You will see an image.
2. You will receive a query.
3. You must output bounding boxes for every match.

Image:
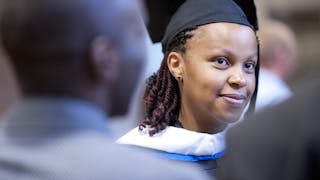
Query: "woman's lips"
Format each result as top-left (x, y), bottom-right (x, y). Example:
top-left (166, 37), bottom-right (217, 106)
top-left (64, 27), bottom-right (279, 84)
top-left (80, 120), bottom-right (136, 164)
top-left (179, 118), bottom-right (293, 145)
top-left (219, 94), bottom-right (246, 107)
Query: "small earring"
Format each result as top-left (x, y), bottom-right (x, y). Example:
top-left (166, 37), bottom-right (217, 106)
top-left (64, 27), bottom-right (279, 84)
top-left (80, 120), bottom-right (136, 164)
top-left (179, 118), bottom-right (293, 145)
top-left (177, 76), bottom-right (182, 81)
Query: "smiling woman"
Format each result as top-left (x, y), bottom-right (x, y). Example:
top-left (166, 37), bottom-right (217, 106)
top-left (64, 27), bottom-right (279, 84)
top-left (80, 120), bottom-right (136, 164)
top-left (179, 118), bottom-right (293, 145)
top-left (174, 23), bottom-right (257, 133)
top-left (117, 0), bottom-right (259, 177)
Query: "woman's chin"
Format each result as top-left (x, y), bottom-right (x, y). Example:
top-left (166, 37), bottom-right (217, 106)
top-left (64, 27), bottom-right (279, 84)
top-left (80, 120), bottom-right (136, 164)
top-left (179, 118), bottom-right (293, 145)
top-left (219, 113), bottom-right (242, 124)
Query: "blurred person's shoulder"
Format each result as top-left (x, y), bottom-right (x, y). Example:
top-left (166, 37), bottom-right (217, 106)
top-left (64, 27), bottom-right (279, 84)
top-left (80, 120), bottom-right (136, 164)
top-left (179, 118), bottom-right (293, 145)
top-left (60, 132), bottom-right (210, 180)
top-left (0, 130), bottom-right (209, 180)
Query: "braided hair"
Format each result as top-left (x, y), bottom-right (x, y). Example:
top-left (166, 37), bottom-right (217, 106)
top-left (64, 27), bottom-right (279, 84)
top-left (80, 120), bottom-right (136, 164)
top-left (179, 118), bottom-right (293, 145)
top-left (139, 27), bottom-right (198, 136)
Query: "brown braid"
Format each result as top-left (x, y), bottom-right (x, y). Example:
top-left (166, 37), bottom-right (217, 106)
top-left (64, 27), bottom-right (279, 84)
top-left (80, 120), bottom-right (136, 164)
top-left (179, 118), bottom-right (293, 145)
top-left (139, 27), bottom-right (198, 136)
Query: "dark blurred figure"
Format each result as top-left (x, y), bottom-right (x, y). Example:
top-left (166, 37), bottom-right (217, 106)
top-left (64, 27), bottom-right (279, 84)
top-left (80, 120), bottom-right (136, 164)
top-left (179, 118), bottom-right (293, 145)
top-left (216, 74), bottom-right (320, 179)
top-left (0, 0), bottom-right (208, 179)
top-left (256, 19), bottom-right (297, 111)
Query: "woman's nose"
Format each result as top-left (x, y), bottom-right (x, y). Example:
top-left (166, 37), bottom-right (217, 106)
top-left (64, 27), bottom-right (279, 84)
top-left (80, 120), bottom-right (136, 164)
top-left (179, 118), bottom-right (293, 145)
top-left (227, 68), bottom-right (247, 88)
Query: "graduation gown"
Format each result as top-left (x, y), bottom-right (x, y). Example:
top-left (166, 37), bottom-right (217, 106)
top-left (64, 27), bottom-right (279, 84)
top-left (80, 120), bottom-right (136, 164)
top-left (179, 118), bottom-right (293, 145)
top-left (117, 126), bottom-right (226, 177)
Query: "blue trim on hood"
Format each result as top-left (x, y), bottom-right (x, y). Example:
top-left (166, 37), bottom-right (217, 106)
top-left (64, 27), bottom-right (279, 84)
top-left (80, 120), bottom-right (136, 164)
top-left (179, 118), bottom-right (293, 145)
top-left (152, 150), bottom-right (225, 162)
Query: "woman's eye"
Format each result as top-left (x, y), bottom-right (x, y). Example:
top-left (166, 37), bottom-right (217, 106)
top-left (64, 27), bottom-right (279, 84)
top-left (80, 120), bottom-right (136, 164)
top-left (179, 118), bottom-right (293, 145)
top-left (244, 62), bottom-right (256, 73)
top-left (213, 57), bottom-right (229, 69)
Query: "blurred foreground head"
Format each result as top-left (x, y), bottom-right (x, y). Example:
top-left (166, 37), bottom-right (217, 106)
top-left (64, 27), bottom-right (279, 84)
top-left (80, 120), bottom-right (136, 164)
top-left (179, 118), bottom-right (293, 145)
top-left (0, 0), bottom-right (147, 116)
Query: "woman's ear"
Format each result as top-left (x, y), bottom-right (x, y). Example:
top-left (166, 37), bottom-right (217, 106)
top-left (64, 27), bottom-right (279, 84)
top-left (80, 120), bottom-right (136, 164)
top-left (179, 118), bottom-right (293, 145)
top-left (89, 36), bottom-right (119, 85)
top-left (167, 51), bottom-right (184, 81)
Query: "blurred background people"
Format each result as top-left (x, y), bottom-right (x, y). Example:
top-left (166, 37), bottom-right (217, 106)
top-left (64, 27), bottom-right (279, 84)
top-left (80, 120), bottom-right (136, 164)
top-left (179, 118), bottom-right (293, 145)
top-left (0, 0), bottom-right (208, 179)
top-left (256, 19), bottom-right (297, 111)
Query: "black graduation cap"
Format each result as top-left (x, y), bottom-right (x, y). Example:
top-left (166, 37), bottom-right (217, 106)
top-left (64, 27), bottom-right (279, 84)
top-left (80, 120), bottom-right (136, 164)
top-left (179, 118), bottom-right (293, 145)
top-left (145, 0), bottom-right (258, 46)
top-left (233, 0), bottom-right (259, 30)
top-left (145, 0), bottom-right (185, 43)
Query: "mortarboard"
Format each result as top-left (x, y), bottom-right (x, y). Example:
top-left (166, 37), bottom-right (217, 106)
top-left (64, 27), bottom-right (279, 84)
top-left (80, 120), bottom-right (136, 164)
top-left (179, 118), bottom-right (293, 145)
top-left (145, 0), bottom-right (258, 46)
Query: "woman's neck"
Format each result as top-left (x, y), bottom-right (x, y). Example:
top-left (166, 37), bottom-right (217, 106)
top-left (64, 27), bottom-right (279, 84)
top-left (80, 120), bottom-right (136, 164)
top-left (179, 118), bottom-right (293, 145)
top-left (179, 103), bottom-right (227, 134)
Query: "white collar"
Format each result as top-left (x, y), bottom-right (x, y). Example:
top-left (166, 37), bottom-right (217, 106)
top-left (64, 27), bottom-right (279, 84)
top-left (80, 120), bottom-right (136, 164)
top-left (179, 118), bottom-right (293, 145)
top-left (117, 126), bottom-right (225, 156)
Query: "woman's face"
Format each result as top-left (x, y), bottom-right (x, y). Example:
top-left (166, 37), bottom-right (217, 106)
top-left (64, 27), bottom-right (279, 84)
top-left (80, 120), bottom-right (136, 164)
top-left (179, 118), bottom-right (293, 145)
top-left (178, 22), bottom-right (257, 129)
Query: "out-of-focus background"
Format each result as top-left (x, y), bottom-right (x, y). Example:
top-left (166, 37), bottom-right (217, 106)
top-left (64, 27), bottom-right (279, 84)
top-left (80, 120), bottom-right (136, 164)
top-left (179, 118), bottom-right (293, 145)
top-left (256, 0), bottom-right (320, 81)
top-left (0, 0), bottom-right (319, 129)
